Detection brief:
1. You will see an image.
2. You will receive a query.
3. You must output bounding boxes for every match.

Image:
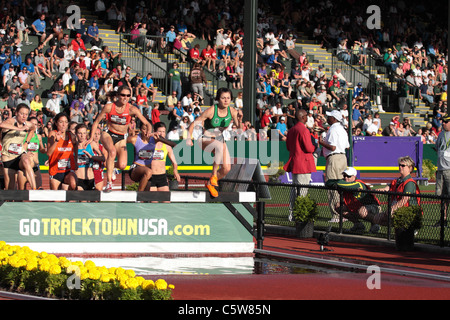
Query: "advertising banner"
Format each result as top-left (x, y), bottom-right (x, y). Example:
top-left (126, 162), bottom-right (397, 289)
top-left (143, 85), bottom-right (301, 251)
top-left (0, 202), bottom-right (255, 254)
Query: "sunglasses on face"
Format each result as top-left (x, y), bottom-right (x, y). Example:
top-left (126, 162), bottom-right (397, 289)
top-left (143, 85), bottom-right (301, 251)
top-left (399, 164), bottom-right (408, 168)
top-left (443, 120), bottom-right (450, 124)
top-left (120, 94), bottom-right (131, 97)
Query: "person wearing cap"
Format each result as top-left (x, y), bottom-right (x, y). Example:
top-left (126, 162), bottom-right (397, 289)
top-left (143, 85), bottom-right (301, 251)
top-left (284, 109), bottom-right (317, 221)
top-left (375, 75), bottom-right (386, 113)
top-left (326, 167), bottom-right (382, 233)
top-left (319, 109), bottom-right (350, 222)
top-left (15, 16), bottom-right (32, 46)
top-left (275, 116), bottom-right (288, 141)
top-left (353, 82), bottom-right (363, 99)
top-left (383, 48), bottom-right (398, 72)
top-left (433, 113), bottom-right (450, 227)
top-left (381, 121), bottom-right (397, 137)
top-left (71, 33), bottom-right (87, 52)
top-left (2, 64), bottom-right (15, 87)
top-left (86, 20), bottom-right (102, 47)
top-left (285, 34), bottom-right (301, 61)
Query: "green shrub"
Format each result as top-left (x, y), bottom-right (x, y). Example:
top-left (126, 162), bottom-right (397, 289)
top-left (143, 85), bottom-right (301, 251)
top-left (392, 205), bottom-right (423, 230)
top-left (293, 195), bottom-right (318, 223)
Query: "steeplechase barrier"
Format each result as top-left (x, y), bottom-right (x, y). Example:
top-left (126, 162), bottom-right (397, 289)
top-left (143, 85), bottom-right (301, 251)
top-left (0, 190), bottom-right (264, 257)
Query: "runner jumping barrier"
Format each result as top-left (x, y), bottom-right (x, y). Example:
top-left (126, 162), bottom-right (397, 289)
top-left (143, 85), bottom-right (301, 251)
top-left (0, 190), bottom-right (262, 257)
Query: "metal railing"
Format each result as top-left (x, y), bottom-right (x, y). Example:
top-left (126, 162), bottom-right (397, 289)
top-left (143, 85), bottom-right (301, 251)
top-left (118, 32), bottom-right (224, 105)
top-left (331, 48), bottom-right (431, 116)
top-left (125, 174), bottom-right (449, 248)
top-left (119, 33), bottom-right (170, 96)
top-left (330, 48), bottom-right (386, 109)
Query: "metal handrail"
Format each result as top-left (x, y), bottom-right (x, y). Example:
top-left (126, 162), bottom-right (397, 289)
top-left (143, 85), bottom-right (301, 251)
top-left (330, 48), bottom-right (384, 108)
top-left (119, 33), bottom-right (170, 96)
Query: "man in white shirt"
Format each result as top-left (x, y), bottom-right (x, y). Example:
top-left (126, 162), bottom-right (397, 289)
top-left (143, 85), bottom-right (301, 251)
top-left (15, 16), bottom-right (31, 45)
top-left (45, 92), bottom-right (61, 116)
top-left (3, 65), bottom-right (15, 86)
top-left (181, 92), bottom-right (194, 109)
top-left (333, 68), bottom-right (350, 88)
top-left (320, 110), bottom-right (349, 164)
top-left (319, 110), bottom-right (350, 222)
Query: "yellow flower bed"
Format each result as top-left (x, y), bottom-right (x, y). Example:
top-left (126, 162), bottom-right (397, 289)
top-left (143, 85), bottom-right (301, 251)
top-left (0, 241), bottom-right (174, 300)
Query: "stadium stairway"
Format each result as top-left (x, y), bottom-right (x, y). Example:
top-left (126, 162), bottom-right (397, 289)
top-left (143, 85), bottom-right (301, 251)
top-left (293, 33), bottom-right (430, 130)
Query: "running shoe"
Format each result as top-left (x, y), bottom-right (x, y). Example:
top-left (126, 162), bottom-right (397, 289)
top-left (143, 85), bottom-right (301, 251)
top-left (205, 183), bottom-right (218, 198)
top-left (112, 168), bottom-right (119, 182)
top-left (104, 182), bottom-right (113, 192)
top-left (210, 175), bottom-right (219, 187)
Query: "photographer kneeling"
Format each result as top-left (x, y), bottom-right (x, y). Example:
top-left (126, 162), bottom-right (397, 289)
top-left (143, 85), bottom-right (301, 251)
top-left (326, 167), bottom-right (382, 234)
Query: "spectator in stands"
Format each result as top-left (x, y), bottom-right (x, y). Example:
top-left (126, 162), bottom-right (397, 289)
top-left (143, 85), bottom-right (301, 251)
top-left (94, 0), bottom-right (106, 21)
top-left (31, 14), bottom-right (48, 44)
top-left (86, 20), bottom-right (102, 47)
top-left (419, 79), bottom-right (436, 105)
top-left (383, 48), bottom-right (398, 72)
top-left (151, 103), bottom-right (161, 124)
top-left (136, 88), bottom-right (149, 118)
top-left (337, 39), bottom-right (351, 64)
top-left (165, 25), bottom-right (176, 52)
top-left (189, 62), bottom-right (207, 99)
top-left (172, 100), bottom-right (184, 122)
top-left (169, 62), bottom-right (182, 101)
top-left (71, 33), bottom-right (86, 53)
top-left (142, 73), bottom-right (157, 103)
top-left (181, 92), bottom-right (194, 110)
top-left (166, 90), bottom-right (178, 110)
top-left (382, 121), bottom-right (397, 137)
top-left (15, 16), bottom-right (31, 46)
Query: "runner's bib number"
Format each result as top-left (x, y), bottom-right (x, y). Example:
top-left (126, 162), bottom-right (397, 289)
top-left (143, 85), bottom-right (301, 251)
top-left (110, 115), bottom-right (128, 125)
top-left (8, 143), bottom-right (22, 155)
top-left (58, 158), bottom-right (71, 170)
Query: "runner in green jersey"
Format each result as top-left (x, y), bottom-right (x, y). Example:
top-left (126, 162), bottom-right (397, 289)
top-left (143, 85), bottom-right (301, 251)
top-left (187, 88), bottom-right (242, 197)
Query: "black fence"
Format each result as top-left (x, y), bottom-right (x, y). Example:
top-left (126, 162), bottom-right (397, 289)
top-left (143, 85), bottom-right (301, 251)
top-left (152, 175), bottom-right (450, 248)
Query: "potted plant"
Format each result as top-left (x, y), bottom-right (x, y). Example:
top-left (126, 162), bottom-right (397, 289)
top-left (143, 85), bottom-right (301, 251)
top-left (392, 205), bottom-right (423, 251)
top-left (292, 195), bottom-right (318, 238)
top-left (166, 166), bottom-right (179, 190)
top-left (422, 159), bottom-right (437, 183)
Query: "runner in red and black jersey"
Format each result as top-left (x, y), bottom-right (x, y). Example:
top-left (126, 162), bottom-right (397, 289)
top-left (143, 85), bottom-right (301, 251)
top-left (90, 85), bottom-right (152, 192)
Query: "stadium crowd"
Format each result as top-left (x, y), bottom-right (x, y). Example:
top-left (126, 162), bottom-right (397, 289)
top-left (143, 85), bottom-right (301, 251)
top-left (0, 0), bottom-right (447, 191)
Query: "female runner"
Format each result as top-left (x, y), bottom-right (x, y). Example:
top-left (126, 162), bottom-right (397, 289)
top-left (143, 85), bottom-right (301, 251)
top-left (91, 126), bottom-right (107, 191)
top-left (75, 124), bottom-right (105, 190)
top-left (47, 112), bottom-right (78, 190)
top-left (150, 122), bottom-right (180, 196)
top-left (126, 123), bottom-right (156, 192)
top-left (1, 104), bottom-right (38, 190)
top-left (186, 87), bottom-right (242, 197)
top-left (17, 116), bottom-right (46, 190)
top-left (90, 85), bottom-right (153, 192)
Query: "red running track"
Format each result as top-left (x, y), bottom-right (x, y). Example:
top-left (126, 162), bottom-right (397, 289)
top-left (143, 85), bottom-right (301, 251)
top-left (165, 235), bottom-right (450, 300)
